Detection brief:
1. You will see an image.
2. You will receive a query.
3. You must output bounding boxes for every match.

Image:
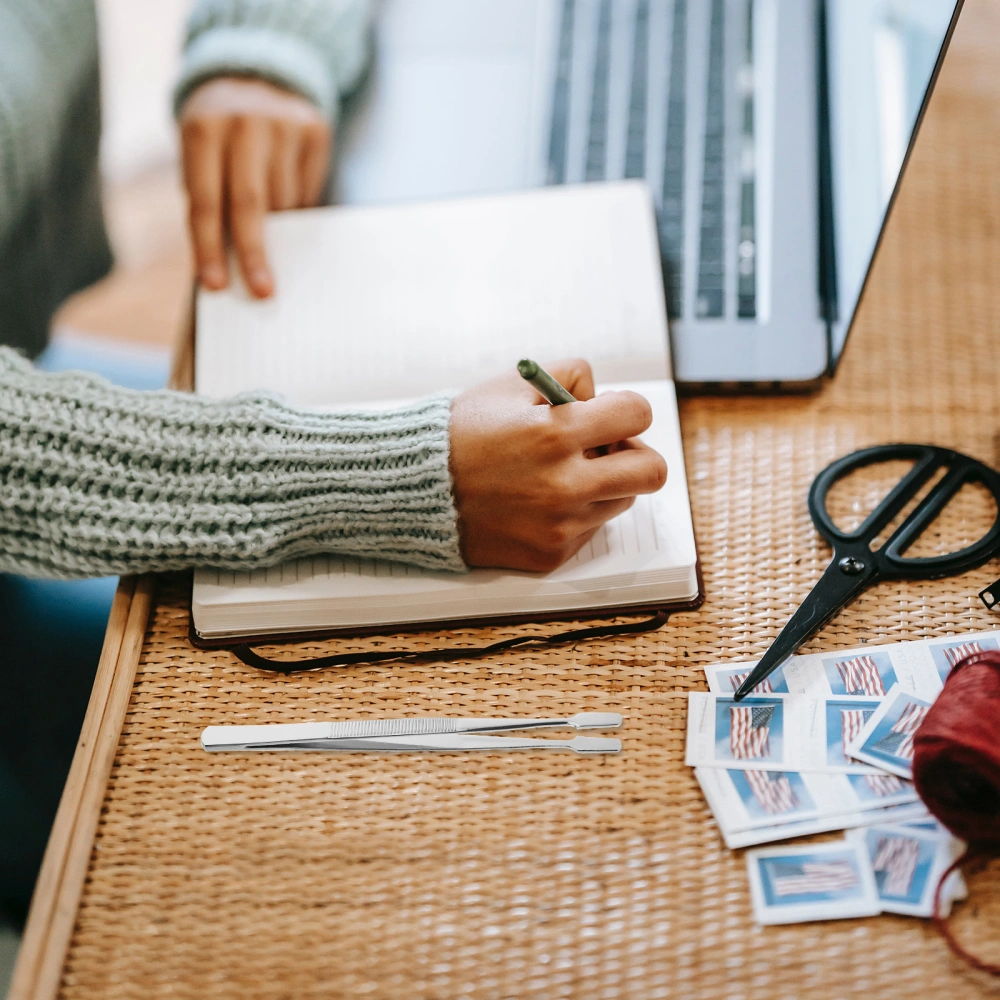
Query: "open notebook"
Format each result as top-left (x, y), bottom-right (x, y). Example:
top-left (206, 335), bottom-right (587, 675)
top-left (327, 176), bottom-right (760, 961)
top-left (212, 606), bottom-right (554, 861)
top-left (192, 182), bottom-right (700, 641)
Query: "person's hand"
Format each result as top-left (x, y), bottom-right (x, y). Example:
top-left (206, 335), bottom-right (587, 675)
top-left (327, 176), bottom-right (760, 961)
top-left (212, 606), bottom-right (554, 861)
top-left (449, 359), bottom-right (668, 571)
top-left (179, 77), bottom-right (332, 299)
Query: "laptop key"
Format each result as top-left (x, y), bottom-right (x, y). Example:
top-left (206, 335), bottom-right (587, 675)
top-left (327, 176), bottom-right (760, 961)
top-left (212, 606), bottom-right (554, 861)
top-left (696, 0), bottom-right (726, 319)
top-left (737, 0), bottom-right (757, 319)
top-left (624, 0), bottom-right (650, 179)
top-left (585, 0), bottom-right (613, 181)
top-left (660, 0), bottom-right (687, 319)
top-left (547, 0), bottom-right (576, 185)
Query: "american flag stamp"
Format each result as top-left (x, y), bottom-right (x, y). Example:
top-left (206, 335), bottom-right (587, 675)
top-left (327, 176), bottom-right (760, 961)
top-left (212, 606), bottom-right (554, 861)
top-left (746, 840), bottom-right (880, 925)
top-left (844, 685), bottom-right (932, 779)
top-left (846, 771), bottom-right (913, 804)
top-left (705, 660), bottom-right (790, 695)
top-left (825, 697), bottom-right (883, 768)
top-left (821, 650), bottom-right (896, 697)
top-left (723, 699), bottom-right (784, 762)
top-left (927, 634), bottom-right (999, 685)
top-left (848, 824), bottom-right (965, 917)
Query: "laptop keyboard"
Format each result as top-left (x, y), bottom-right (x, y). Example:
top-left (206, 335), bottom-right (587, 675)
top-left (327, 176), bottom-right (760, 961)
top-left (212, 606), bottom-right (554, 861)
top-left (547, 0), bottom-right (757, 322)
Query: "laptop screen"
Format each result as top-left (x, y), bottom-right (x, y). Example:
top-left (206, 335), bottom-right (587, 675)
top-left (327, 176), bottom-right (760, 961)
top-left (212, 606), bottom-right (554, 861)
top-left (825, 0), bottom-right (963, 367)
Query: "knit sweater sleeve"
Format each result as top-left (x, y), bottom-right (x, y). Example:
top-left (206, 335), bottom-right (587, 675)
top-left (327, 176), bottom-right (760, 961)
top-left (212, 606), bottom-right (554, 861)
top-left (173, 0), bottom-right (373, 123)
top-left (0, 348), bottom-right (465, 580)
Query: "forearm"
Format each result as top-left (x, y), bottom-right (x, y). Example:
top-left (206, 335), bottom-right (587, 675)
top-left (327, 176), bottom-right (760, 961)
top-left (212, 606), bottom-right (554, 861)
top-left (0, 348), bottom-right (464, 579)
top-left (174, 0), bottom-right (374, 122)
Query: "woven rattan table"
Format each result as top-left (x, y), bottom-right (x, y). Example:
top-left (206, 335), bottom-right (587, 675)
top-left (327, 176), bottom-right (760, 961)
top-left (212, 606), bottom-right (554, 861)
top-left (11, 4), bottom-right (1000, 998)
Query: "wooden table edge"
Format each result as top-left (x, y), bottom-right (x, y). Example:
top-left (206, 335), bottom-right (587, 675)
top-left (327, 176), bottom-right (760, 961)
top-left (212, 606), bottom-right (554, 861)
top-left (9, 305), bottom-right (196, 1000)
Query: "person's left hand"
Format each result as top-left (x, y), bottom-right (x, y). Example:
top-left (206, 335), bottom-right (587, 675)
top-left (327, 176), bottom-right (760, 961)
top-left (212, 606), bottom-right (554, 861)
top-left (179, 77), bottom-right (332, 298)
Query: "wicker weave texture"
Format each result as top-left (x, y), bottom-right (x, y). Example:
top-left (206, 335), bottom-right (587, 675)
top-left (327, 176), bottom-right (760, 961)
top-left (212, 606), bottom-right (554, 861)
top-left (59, 5), bottom-right (1000, 997)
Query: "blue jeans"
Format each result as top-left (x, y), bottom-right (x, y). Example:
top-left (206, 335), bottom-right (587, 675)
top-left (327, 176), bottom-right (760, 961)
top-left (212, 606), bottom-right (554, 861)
top-left (0, 337), bottom-right (168, 925)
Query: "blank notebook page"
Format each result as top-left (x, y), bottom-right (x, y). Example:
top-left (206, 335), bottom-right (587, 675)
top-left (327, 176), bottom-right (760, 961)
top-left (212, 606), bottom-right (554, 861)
top-left (195, 182), bottom-right (670, 405)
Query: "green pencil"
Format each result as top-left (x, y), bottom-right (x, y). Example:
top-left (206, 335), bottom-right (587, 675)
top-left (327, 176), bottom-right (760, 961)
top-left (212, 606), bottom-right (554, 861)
top-left (517, 359), bottom-right (577, 405)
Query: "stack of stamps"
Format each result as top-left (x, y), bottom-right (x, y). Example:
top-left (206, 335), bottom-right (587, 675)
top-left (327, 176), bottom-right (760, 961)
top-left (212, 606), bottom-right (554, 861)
top-left (686, 629), bottom-right (993, 923)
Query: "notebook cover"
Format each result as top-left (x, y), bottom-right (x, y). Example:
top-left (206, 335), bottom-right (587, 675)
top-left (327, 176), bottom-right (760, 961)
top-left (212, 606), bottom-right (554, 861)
top-left (187, 565), bottom-right (705, 650)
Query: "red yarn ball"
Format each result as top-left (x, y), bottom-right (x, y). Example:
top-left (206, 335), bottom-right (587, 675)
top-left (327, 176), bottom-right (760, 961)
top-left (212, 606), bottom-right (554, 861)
top-left (912, 649), bottom-right (1000, 850)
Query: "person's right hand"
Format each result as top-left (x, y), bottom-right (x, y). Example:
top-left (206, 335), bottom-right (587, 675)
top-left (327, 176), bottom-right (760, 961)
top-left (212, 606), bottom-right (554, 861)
top-left (449, 359), bottom-right (668, 572)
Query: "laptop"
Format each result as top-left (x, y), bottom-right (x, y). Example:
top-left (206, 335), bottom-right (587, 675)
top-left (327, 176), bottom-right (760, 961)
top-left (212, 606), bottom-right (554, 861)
top-left (335, 0), bottom-right (963, 389)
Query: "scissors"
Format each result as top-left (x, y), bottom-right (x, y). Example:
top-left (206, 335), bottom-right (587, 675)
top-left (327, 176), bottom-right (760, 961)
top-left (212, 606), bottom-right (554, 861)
top-left (733, 444), bottom-right (1000, 700)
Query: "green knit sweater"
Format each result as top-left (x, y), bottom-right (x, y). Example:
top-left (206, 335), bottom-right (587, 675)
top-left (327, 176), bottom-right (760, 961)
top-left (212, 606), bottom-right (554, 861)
top-left (0, 0), bottom-right (467, 579)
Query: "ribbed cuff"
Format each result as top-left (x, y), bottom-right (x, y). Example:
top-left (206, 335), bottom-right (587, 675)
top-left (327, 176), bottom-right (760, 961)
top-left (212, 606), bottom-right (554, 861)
top-left (0, 346), bottom-right (467, 579)
top-left (173, 27), bottom-right (338, 120)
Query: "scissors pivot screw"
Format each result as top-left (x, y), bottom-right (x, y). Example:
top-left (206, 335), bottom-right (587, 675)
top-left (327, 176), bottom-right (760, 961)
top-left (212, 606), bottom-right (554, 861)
top-left (838, 556), bottom-right (866, 575)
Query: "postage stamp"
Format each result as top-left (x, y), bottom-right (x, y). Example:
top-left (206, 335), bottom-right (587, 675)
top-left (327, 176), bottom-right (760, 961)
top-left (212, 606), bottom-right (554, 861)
top-left (825, 698), bottom-right (884, 768)
top-left (746, 840), bottom-right (880, 924)
top-left (822, 650), bottom-right (897, 697)
top-left (848, 824), bottom-right (964, 917)
top-left (716, 697), bottom-right (785, 763)
top-left (705, 660), bottom-right (790, 695)
top-left (845, 771), bottom-right (914, 805)
top-left (844, 685), bottom-right (932, 779)
top-left (927, 634), bottom-right (999, 685)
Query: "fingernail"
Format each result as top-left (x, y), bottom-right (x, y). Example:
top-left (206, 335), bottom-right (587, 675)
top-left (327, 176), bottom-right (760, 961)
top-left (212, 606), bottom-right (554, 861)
top-left (201, 264), bottom-right (226, 288)
top-left (252, 269), bottom-right (274, 296)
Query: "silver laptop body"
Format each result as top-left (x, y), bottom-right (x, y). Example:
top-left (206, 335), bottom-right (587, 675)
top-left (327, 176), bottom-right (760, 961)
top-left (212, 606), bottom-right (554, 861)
top-left (336, 0), bottom-right (961, 390)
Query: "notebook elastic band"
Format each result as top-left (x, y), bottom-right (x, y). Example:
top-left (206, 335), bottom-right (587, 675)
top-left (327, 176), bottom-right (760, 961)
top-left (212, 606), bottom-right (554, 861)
top-left (230, 611), bottom-right (671, 674)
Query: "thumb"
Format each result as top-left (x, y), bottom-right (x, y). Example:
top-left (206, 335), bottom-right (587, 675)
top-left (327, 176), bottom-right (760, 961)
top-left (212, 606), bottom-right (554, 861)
top-left (539, 357), bottom-right (596, 402)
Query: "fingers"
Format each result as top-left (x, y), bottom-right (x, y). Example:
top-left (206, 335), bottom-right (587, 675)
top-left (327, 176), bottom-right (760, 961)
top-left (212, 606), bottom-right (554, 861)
top-left (450, 366), bottom-right (666, 573)
top-left (228, 117), bottom-right (274, 298)
top-left (581, 441), bottom-right (668, 501)
top-left (582, 494), bottom-right (636, 527)
top-left (569, 390), bottom-right (653, 450)
top-left (270, 121), bottom-right (301, 211)
top-left (179, 78), bottom-right (333, 299)
top-left (301, 121), bottom-right (332, 206)
top-left (181, 119), bottom-right (228, 290)
top-left (463, 525), bottom-right (603, 573)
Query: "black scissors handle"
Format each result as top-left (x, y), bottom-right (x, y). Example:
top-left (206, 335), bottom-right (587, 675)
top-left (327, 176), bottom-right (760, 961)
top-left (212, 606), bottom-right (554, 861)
top-left (734, 444), bottom-right (1000, 700)
top-left (809, 444), bottom-right (1000, 578)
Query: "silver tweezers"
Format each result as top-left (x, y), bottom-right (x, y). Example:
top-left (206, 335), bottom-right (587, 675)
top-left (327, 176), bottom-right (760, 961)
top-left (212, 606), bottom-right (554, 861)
top-left (201, 712), bottom-right (622, 754)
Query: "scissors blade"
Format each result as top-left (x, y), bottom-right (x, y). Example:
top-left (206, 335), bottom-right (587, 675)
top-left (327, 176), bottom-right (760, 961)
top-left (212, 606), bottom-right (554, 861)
top-left (732, 555), bottom-right (878, 700)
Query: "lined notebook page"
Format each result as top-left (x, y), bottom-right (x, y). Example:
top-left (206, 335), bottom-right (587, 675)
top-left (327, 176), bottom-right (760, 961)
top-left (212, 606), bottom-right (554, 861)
top-left (193, 382), bottom-right (698, 636)
top-left (196, 183), bottom-right (670, 405)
